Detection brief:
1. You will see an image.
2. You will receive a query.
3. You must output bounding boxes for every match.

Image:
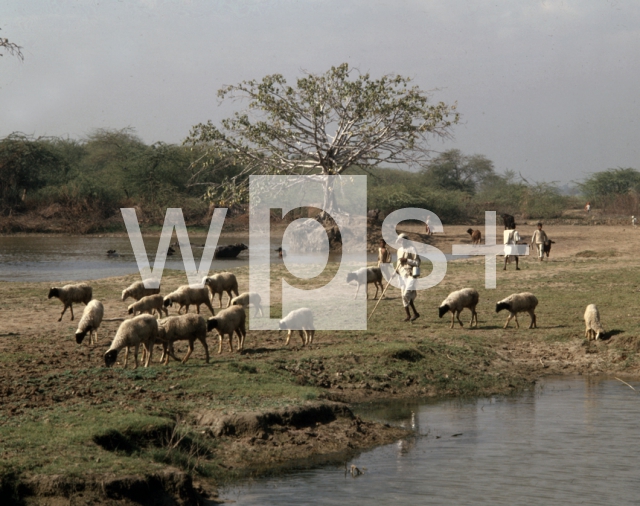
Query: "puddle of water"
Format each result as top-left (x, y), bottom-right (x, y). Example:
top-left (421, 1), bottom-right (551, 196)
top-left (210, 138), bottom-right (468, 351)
top-left (221, 377), bottom-right (640, 505)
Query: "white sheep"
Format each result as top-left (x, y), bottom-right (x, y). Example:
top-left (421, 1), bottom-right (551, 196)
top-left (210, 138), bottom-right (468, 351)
top-left (279, 308), bottom-right (315, 346)
top-left (206, 305), bottom-right (247, 353)
top-left (203, 273), bottom-right (239, 308)
top-left (346, 267), bottom-right (384, 300)
top-left (75, 299), bottom-right (104, 345)
top-left (495, 292), bottom-right (538, 329)
top-left (231, 292), bottom-right (264, 317)
top-left (157, 314), bottom-right (209, 364)
top-left (438, 288), bottom-right (480, 329)
top-left (584, 304), bottom-right (605, 341)
top-left (163, 286), bottom-right (215, 316)
top-left (121, 279), bottom-right (161, 302)
top-left (48, 283), bottom-right (93, 322)
top-left (128, 294), bottom-right (168, 318)
top-left (104, 314), bottom-right (158, 369)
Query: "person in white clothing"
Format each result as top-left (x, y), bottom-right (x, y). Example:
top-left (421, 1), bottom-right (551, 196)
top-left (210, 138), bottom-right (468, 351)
top-left (503, 225), bottom-right (521, 270)
top-left (632, 216), bottom-right (637, 227)
top-left (396, 233), bottom-right (420, 322)
top-left (530, 222), bottom-right (549, 261)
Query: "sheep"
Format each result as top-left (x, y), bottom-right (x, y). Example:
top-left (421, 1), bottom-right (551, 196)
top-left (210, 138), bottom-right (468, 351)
top-left (203, 273), bottom-right (239, 308)
top-left (346, 267), bottom-right (383, 300)
top-left (501, 213), bottom-right (516, 230)
top-left (584, 304), bottom-right (605, 341)
top-left (495, 292), bottom-right (538, 329)
top-left (104, 314), bottom-right (158, 369)
top-left (466, 228), bottom-right (482, 245)
top-left (231, 292), bottom-right (264, 317)
top-left (206, 305), bottom-right (247, 353)
top-left (75, 299), bottom-right (104, 345)
top-left (438, 288), bottom-right (480, 329)
top-left (128, 294), bottom-right (168, 318)
top-left (157, 314), bottom-right (209, 364)
top-left (121, 280), bottom-right (161, 302)
top-left (48, 283), bottom-right (93, 322)
top-left (278, 308), bottom-right (315, 346)
top-left (543, 240), bottom-right (556, 258)
top-left (163, 286), bottom-right (215, 316)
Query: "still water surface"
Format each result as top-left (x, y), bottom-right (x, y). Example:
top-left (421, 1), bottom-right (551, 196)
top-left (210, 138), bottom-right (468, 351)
top-left (222, 377), bottom-right (640, 505)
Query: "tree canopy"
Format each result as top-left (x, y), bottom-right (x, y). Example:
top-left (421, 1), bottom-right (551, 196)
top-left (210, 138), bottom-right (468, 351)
top-left (186, 63), bottom-right (459, 205)
top-left (421, 149), bottom-right (495, 194)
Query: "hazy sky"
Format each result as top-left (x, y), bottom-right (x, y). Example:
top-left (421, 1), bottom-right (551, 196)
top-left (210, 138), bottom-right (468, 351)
top-left (1, 0), bottom-right (639, 184)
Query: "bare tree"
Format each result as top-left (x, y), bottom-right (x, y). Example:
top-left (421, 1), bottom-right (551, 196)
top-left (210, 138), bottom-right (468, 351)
top-left (185, 63), bottom-right (459, 215)
top-left (0, 28), bottom-right (23, 60)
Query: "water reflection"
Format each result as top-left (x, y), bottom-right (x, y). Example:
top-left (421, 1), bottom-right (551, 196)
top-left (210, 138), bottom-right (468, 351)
top-left (223, 377), bottom-right (640, 505)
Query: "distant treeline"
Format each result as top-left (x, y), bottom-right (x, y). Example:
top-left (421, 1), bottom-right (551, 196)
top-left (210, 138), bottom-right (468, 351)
top-left (1, 129), bottom-right (637, 230)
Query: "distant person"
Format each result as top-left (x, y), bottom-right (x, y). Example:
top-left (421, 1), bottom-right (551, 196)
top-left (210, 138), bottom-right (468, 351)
top-left (276, 247), bottom-right (286, 259)
top-left (585, 202), bottom-right (591, 213)
top-left (377, 239), bottom-right (392, 267)
top-left (396, 233), bottom-right (420, 322)
top-left (425, 216), bottom-right (432, 236)
top-left (530, 223), bottom-right (549, 262)
top-left (503, 225), bottom-right (522, 270)
top-left (633, 216), bottom-right (637, 227)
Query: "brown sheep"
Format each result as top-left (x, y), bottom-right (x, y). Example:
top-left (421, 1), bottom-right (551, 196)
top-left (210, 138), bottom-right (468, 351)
top-left (466, 228), bottom-right (482, 245)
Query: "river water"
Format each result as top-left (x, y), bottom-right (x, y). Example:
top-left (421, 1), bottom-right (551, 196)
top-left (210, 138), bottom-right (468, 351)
top-left (222, 376), bottom-right (640, 505)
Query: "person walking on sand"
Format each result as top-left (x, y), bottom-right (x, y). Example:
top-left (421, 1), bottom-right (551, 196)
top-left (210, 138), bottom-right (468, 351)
top-left (425, 216), bottom-right (432, 236)
top-left (632, 216), bottom-right (637, 227)
top-left (503, 225), bottom-right (521, 270)
top-left (377, 239), bottom-right (392, 267)
top-left (396, 233), bottom-right (420, 322)
top-left (585, 202), bottom-right (591, 213)
top-left (530, 222), bottom-right (549, 261)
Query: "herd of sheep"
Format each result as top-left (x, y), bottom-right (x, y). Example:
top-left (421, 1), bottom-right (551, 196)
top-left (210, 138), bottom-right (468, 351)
top-left (47, 262), bottom-right (606, 369)
top-left (47, 275), bottom-right (315, 369)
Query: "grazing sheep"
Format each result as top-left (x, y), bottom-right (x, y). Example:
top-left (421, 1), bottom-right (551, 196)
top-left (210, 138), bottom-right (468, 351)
top-left (203, 273), bottom-right (239, 308)
top-left (48, 283), bottom-right (93, 322)
top-left (543, 240), bottom-right (556, 258)
top-left (121, 280), bottom-right (161, 302)
top-left (496, 292), bottom-right (538, 329)
top-left (206, 305), bottom-right (247, 353)
top-left (157, 314), bottom-right (209, 364)
top-left (128, 294), bottom-right (168, 318)
top-left (346, 267), bottom-right (384, 300)
top-left (438, 288), bottom-right (480, 329)
top-left (163, 286), bottom-right (215, 316)
top-left (104, 314), bottom-right (158, 369)
top-left (584, 304), bottom-right (605, 341)
top-left (466, 228), bottom-right (482, 245)
top-left (279, 308), bottom-right (315, 346)
top-left (75, 299), bottom-right (104, 345)
top-left (231, 292), bottom-right (264, 317)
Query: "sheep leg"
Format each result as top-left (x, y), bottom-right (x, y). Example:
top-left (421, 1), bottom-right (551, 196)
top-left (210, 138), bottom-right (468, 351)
top-left (218, 293), bottom-right (223, 308)
top-left (456, 311), bottom-right (464, 327)
top-left (70, 304), bottom-right (75, 321)
top-left (217, 333), bottom-right (223, 354)
top-left (226, 290), bottom-right (233, 308)
top-left (308, 330), bottom-right (315, 345)
top-left (133, 344), bottom-right (140, 369)
top-left (123, 347), bottom-right (130, 368)
top-left (182, 342), bottom-right (194, 363)
top-left (227, 333), bottom-right (233, 353)
top-left (514, 314), bottom-right (520, 329)
top-left (285, 330), bottom-right (292, 346)
top-left (354, 284), bottom-right (360, 300)
top-left (529, 311), bottom-right (537, 329)
top-left (144, 342), bottom-right (153, 367)
top-left (199, 337), bottom-right (210, 363)
top-left (471, 309), bottom-right (478, 327)
top-left (58, 304), bottom-right (70, 322)
top-left (450, 312), bottom-right (455, 329)
top-left (373, 283), bottom-right (379, 300)
top-left (504, 314), bottom-right (513, 329)
top-left (204, 300), bottom-right (215, 316)
top-left (196, 304), bottom-right (201, 314)
top-left (299, 330), bottom-right (306, 346)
